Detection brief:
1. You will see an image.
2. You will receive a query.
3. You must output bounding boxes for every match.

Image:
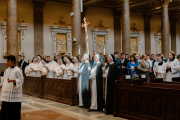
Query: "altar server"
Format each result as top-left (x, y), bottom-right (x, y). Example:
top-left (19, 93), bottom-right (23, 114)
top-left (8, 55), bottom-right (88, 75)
top-left (103, 54), bottom-right (118, 114)
top-left (63, 57), bottom-right (74, 79)
top-left (0, 55), bottom-right (24, 120)
top-left (154, 56), bottom-right (166, 79)
top-left (53, 58), bottom-right (65, 79)
top-left (78, 54), bottom-right (91, 108)
top-left (166, 51), bottom-right (179, 81)
top-left (46, 55), bottom-right (57, 78)
top-left (88, 53), bottom-right (103, 111)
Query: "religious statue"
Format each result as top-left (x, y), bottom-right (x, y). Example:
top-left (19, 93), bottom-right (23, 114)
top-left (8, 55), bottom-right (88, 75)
top-left (97, 39), bottom-right (104, 53)
top-left (131, 42), bottom-right (138, 53)
top-left (56, 38), bottom-right (66, 52)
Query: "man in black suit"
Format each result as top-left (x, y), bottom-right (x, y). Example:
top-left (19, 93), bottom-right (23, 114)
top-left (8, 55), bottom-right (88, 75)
top-left (18, 56), bottom-right (28, 74)
top-left (120, 53), bottom-right (129, 75)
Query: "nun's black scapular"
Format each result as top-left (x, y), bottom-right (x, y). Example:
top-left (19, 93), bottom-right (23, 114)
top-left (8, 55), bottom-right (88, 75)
top-left (104, 54), bottom-right (119, 114)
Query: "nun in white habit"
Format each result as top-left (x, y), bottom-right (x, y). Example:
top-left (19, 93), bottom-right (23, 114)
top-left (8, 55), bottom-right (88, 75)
top-left (72, 56), bottom-right (81, 78)
top-left (63, 57), bottom-right (74, 80)
top-left (29, 58), bottom-right (38, 77)
top-left (166, 51), bottom-right (179, 81)
top-left (34, 55), bottom-right (43, 77)
top-left (88, 53), bottom-right (103, 111)
top-left (53, 58), bottom-right (65, 79)
top-left (46, 55), bottom-right (57, 78)
top-left (40, 60), bottom-right (48, 76)
top-left (25, 60), bottom-right (32, 76)
top-left (78, 54), bottom-right (91, 108)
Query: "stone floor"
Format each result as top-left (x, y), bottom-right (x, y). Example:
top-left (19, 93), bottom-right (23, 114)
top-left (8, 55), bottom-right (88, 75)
top-left (21, 94), bottom-right (126, 120)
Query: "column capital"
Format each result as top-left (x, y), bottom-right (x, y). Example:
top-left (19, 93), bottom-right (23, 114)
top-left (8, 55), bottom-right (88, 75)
top-left (122, 0), bottom-right (129, 1)
top-left (161, 0), bottom-right (172, 7)
top-left (32, 0), bottom-right (46, 11)
top-left (113, 10), bottom-right (121, 18)
top-left (144, 14), bottom-right (152, 22)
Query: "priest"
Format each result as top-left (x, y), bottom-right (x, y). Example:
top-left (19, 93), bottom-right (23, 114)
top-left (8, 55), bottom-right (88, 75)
top-left (78, 54), bottom-right (91, 108)
top-left (103, 54), bottom-right (118, 114)
top-left (0, 55), bottom-right (24, 120)
top-left (46, 55), bottom-right (57, 78)
top-left (88, 53), bottom-right (103, 111)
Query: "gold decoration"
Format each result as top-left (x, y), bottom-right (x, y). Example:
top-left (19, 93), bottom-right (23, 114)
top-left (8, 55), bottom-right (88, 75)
top-left (54, 16), bottom-right (70, 27)
top-left (161, 0), bottom-right (172, 7)
top-left (18, 19), bottom-right (25, 24)
top-left (131, 23), bottom-right (140, 32)
top-left (3, 52), bottom-right (7, 59)
top-left (95, 19), bottom-right (108, 30)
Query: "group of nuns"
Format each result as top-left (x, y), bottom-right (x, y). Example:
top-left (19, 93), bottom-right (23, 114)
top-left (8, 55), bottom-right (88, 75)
top-left (25, 53), bottom-right (119, 115)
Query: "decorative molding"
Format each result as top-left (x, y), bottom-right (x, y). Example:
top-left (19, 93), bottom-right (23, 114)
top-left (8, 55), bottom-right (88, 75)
top-left (161, 0), bottom-right (172, 7)
top-left (51, 25), bottom-right (72, 56)
top-left (54, 16), bottom-right (71, 28)
top-left (1, 20), bottom-right (27, 58)
top-left (131, 23), bottom-right (140, 32)
top-left (91, 28), bottom-right (110, 55)
top-left (95, 19), bottom-right (109, 30)
top-left (130, 31), bottom-right (142, 55)
top-left (154, 33), bottom-right (162, 54)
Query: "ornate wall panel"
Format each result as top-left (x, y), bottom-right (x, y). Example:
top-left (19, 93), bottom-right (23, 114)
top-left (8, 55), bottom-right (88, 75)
top-left (1, 21), bottom-right (27, 58)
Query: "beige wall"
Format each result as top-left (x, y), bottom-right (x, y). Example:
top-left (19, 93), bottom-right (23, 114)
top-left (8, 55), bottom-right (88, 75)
top-left (0, 0), bottom-right (180, 63)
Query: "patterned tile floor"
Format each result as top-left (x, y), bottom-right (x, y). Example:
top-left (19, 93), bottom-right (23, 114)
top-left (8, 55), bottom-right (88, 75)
top-left (20, 94), bottom-right (126, 120)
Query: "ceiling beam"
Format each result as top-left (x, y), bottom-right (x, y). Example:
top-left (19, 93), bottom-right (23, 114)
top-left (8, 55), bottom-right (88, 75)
top-left (116, 0), bottom-right (156, 11)
top-left (83, 0), bottom-right (104, 6)
top-left (147, 4), bottom-right (180, 14)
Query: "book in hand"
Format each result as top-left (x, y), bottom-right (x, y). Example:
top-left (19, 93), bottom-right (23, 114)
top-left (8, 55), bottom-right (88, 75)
top-left (68, 68), bottom-right (74, 71)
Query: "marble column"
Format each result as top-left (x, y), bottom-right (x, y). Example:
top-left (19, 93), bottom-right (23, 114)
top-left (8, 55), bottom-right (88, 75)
top-left (161, 0), bottom-right (170, 58)
top-left (144, 14), bottom-right (152, 55)
top-left (33, 1), bottom-right (45, 56)
top-left (81, 7), bottom-right (87, 54)
top-left (72, 0), bottom-right (81, 56)
top-left (114, 10), bottom-right (121, 56)
top-left (7, 0), bottom-right (18, 65)
top-left (170, 17), bottom-right (177, 53)
top-left (122, 0), bottom-right (131, 55)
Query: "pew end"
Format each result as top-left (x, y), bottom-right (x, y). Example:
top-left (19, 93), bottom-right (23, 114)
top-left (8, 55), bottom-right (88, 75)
top-left (172, 77), bottom-right (180, 82)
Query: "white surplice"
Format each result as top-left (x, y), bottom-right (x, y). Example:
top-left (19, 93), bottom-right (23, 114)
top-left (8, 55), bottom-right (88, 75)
top-left (53, 64), bottom-right (65, 79)
top-left (154, 62), bottom-right (166, 79)
top-left (90, 61), bottom-right (101, 110)
top-left (165, 59), bottom-right (179, 81)
top-left (46, 61), bottom-right (57, 78)
top-left (0, 66), bottom-right (24, 102)
top-left (63, 63), bottom-right (74, 80)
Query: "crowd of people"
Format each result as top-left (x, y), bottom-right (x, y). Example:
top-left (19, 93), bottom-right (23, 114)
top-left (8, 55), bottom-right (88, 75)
top-left (17, 50), bottom-right (180, 115)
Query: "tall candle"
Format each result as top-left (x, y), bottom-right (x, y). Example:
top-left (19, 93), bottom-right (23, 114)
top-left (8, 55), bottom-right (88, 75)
top-left (104, 46), bottom-right (106, 55)
top-left (79, 45), bottom-right (81, 54)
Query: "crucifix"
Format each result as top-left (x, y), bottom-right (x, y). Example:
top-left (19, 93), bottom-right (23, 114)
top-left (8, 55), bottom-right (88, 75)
top-left (81, 17), bottom-right (90, 66)
top-left (100, 19), bottom-right (103, 26)
top-left (59, 16), bottom-right (64, 22)
top-left (133, 22), bottom-right (136, 29)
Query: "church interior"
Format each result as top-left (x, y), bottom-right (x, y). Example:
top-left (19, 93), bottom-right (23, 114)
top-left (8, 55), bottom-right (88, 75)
top-left (0, 0), bottom-right (180, 120)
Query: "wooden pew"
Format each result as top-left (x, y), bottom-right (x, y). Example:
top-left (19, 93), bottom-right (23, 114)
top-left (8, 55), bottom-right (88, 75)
top-left (123, 75), bottom-right (132, 85)
top-left (139, 74), bottom-right (147, 82)
top-left (172, 77), bottom-right (180, 82)
top-left (114, 81), bottom-right (180, 120)
top-left (23, 76), bottom-right (78, 106)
